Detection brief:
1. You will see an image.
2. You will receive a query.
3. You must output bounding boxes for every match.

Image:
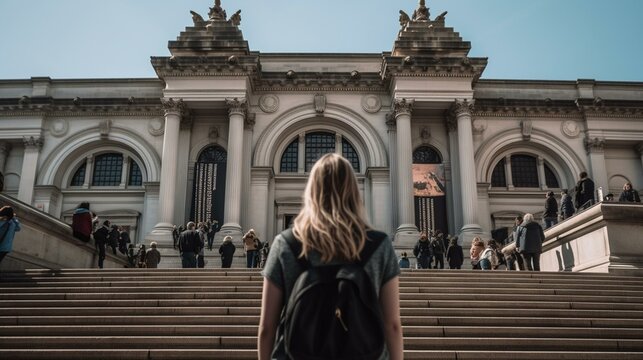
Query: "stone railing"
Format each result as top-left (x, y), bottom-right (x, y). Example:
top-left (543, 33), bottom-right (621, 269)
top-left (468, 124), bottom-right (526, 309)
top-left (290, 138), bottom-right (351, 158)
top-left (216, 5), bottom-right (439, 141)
top-left (0, 193), bottom-right (128, 270)
top-left (503, 202), bottom-right (643, 275)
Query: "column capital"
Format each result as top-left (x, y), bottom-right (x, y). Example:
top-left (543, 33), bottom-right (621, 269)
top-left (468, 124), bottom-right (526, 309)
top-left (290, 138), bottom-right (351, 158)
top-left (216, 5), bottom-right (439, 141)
top-left (584, 136), bottom-right (605, 154)
top-left (385, 112), bottom-right (397, 130)
top-left (445, 113), bottom-right (458, 132)
top-left (450, 99), bottom-right (475, 118)
top-left (392, 98), bottom-right (414, 118)
top-left (636, 143), bottom-right (643, 156)
top-left (23, 136), bottom-right (44, 150)
top-left (161, 98), bottom-right (187, 116)
top-left (0, 142), bottom-right (11, 156)
top-left (225, 97), bottom-right (248, 117)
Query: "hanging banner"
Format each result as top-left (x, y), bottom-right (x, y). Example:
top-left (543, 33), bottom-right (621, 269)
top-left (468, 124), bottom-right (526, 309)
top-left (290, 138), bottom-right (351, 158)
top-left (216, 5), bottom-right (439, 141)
top-left (412, 164), bottom-right (446, 197)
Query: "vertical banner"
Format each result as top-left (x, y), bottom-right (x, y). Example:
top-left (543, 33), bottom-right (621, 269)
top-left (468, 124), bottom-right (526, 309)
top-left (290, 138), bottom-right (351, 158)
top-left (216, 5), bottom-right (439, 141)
top-left (413, 164), bottom-right (447, 235)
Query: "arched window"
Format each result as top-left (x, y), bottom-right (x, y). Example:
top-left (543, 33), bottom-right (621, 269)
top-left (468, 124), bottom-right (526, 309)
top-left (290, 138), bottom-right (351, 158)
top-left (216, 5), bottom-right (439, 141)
top-left (92, 153), bottom-right (123, 186)
top-left (490, 154), bottom-right (560, 189)
top-left (280, 139), bottom-right (298, 173)
top-left (279, 131), bottom-right (360, 173)
top-left (70, 162), bottom-right (86, 187)
top-left (413, 146), bottom-right (442, 164)
top-left (128, 161), bottom-right (143, 186)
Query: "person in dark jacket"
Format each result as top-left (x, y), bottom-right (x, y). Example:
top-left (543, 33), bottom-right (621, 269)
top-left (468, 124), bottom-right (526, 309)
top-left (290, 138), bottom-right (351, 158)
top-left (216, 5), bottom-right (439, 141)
top-left (515, 213), bottom-right (545, 271)
top-left (574, 171), bottom-right (595, 212)
top-left (430, 233), bottom-right (445, 269)
top-left (71, 202), bottom-right (92, 243)
top-left (118, 227), bottom-right (130, 255)
top-left (446, 237), bottom-right (463, 269)
top-left (559, 189), bottom-right (575, 220)
top-left (145, 242), bottom-right (161, 268)
top-left (92, 220), bottom-right (110, 269)
top-left (108, 224), bottom-right (119, 255)
top-left (218, 235), bottom-right (236, 268)
top-left (619, 182), bottom-right (641, 203)
top-left (413, 233), bottom-right (432, 269)
top-left (178, 222), bottom-right (201, 268)
top-left (543, 191), bottom-right (558, 229)
top-left (136, 244), bottom-right (147, 268)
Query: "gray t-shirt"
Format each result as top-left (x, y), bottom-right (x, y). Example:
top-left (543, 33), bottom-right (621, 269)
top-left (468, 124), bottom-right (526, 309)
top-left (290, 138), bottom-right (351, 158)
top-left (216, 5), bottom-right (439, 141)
top-left (262, 231), bottom-right (401, 304)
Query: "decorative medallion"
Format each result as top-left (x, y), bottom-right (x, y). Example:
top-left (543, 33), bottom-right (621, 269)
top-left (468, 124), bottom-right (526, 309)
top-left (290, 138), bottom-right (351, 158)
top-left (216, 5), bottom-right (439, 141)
top-left (49, 119), bottom-right (69, 137)
top-left (148, 118), bottom-right (165, 136)
top-left (361, 95), bottom-right (382, 113)
top-left (258, 95), bottom-right (279, 113)
top-left (561, 120), bottom-right (581, 138)
top-left (472, 119), bottom-right (487, 135)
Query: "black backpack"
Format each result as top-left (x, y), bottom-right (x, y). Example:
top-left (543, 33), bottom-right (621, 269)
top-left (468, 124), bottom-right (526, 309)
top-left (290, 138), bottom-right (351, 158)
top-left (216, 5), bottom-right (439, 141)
top-left (274, 228), bottom-right (387, 360)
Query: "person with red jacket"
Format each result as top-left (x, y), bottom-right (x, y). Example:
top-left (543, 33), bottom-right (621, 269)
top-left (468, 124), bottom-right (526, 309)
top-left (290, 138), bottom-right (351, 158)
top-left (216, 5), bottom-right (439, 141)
top-left (71, 202), bottom-right (92, 243)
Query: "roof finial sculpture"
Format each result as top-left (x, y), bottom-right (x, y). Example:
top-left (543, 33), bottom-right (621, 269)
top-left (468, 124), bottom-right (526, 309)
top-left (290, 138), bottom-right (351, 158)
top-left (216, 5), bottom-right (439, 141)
top-left (399, 10), bottom-right (411, 28)
top-left (229, 10), bottom-right (242, 26)
top-left (209, 0), bottom-right (227, 21)
top-left (412, 0), bottom-right (430, 21)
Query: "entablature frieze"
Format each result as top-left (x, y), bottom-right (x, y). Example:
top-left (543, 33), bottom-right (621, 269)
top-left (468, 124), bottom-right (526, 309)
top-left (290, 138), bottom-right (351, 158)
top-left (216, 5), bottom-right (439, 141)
top-left (0, 97), bottom-right (164, 117)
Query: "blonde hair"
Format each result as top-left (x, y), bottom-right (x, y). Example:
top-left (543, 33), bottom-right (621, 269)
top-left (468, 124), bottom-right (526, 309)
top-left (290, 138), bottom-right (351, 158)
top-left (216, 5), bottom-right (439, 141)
top-left (293, 153), bottom-right (369, 262)
top-left (150, 241), bottom-right (157, 248)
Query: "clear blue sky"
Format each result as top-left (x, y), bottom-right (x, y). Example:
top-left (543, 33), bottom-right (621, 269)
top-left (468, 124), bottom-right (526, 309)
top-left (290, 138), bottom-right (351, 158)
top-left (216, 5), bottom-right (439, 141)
top-left (1, 0), bottom-right (642, 81)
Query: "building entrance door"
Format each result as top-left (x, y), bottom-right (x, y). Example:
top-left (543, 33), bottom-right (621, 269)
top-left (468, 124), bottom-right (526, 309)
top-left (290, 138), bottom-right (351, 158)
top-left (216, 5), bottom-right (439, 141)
top-left (191, 146), bottom-right (227, 229)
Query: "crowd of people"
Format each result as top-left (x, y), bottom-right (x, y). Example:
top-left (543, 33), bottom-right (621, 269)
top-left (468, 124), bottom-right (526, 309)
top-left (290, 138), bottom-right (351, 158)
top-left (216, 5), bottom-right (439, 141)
top-left (57, 171), bottom-right (639, 272)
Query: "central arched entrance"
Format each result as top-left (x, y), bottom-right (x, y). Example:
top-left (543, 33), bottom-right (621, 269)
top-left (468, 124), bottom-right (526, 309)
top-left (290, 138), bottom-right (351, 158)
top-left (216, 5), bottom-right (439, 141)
top-left (413, 146), bottom-right (447, 235)
top-left (191, 145), bottom-right (227, 228)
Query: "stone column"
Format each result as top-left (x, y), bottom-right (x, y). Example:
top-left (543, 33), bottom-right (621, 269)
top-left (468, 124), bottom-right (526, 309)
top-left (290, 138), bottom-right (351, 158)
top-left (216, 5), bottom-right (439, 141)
top-left (219, 98), bottom-right (247, 239)
top-left (585, 137), bottom-right (608, 194)
top-left (446, 116), bottom-right (463, 233)
top-left (0, 142), bottom-right (11, 174)
top-left (18, 136), bottom-right (43, 205)
top-left (367, 168), bottom-right (391, 234)
top-left (335, 133), bottom-right (342, 155)
top-left (241, 114), bottom-right (255, 230)
top-left (120, 155), bottom-right (130, 188)
top-left (249, 167), bottom-right (273, 241)
top-left (451, 99), bottom-right (483, 242)
top-left (83, 155), bottom-right (94, 188)
top-left (386, 114), bottom-right (398, 232)
top-left (147, 98), bottom-right (185, 247)
top-left (392, 99), bottom-right (419, 246)
top-left (504, 155), bottom-right (514, 190)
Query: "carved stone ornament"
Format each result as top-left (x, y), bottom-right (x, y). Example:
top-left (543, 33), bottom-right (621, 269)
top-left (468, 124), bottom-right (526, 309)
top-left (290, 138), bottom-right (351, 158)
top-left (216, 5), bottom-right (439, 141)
top-left (399, 10), bottom-right (411, 28)
top-left (209, 126), bottom-right (220, 140)
top-left (99, 119), bottom-right (112, 138)
top-left (637, 143), bottom-right (643, 156)
top-left (148, 118), bottom-right (165, 136)
top-left (229, 10), bottom-right (241, 26)
top-left (584, 136), bottom-right (605, 154)
top-left (561, 120), bottom-right (581, 138)
top-left (190, 10), bottom-right (206, 28)
top-left (49, 119), bottom-right (69, 137)
top-left (0, 142), bottom-right (11, 156)
top-left (420, 127), bottom-right (431, 141)
top-left (314, 93), bottom-right (326, 115)
top-left (385, 112), bottom-right (397, 129)
top-left (161, 98), bottom-right (187, 116)
top-left (412, 0), bottom-right (430, 21)
top-left (450, 99), bottom-right (474, 117)
top-left (361, 95), bottom-right (382, 113)
top-left (225, 98), bottom-right (247, 116)
top-left (472, 119), bottom-right (487, 135)
top-left (259, 94), bottom-right (279, 113)
top-left (208, 0), bottom-right (227, 21)
top-left (23, 136), bottom-right (44, 149)
top-left (521, 120), bottom-right (532, 141)
top-left (393, 98), bottom-right (414, 117)
top-left (445, 114), bottom-right (457, 132)
top-left (245, 113), bottom-right (256, 130)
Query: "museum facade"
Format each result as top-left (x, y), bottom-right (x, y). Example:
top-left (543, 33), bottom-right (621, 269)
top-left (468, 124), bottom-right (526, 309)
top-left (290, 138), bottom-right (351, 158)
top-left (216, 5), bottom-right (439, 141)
top-left (1, 1), bottom-right (642, 248)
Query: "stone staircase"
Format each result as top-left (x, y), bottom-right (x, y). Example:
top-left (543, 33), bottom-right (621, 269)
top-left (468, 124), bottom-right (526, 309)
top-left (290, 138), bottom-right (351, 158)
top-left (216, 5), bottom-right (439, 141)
top-left (1, 269), bottom-right (643, 359)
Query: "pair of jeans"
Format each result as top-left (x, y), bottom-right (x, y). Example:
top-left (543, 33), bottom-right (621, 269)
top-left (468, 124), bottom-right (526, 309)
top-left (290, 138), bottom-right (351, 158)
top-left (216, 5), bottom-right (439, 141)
top-left (433, 255), bottom-right (444, 269)
top-left (521, 252), bottom-right (541, 271)
top-left (417, 255), bottom-right (430, 269)
top-left (543, 217), bottom-right (558, 229)
top-left (182, 252), bottom-right (197, 268)
top-left (97, 245), bottom-right (106, 269)
top-left (479, 258), bottom-right (492, 270)
top-left (246, 250), bottom-right (257, 268)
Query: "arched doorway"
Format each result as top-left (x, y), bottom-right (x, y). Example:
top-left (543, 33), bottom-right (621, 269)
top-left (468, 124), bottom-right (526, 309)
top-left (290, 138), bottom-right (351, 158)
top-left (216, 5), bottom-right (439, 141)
top-left (191, 145), bottom-right (227, 229)
top-left (413, 146), bottom-right (447, 235)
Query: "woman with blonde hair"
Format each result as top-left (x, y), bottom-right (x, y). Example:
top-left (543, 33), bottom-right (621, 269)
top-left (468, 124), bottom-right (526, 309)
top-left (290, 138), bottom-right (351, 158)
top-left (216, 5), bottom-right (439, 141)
top-left (258, 153), bottom-right (403, 360)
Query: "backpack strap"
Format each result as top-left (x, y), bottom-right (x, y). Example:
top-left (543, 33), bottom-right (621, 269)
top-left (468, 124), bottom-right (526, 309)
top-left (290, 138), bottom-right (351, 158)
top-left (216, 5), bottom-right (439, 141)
top-left (280, 228), bottom-right (386, 268)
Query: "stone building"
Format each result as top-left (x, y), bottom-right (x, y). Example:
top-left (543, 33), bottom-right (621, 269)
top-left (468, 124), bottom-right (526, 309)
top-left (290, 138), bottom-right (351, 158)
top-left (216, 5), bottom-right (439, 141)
top-left (0, 1), bottom-right (641, 250)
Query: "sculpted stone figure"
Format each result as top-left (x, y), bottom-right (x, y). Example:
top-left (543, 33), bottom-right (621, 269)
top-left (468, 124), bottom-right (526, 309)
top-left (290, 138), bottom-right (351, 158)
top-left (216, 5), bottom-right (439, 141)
top-left (190, 10), bottom-right (206, 27)
top-left (435, 11), bottom-right (448, 22)
top-left (399, 10), bottom-right (410, 28)
top-left (209, 0), bottom-right (227, 21)
top-left (229, 10), bottom-right (241, 26)
top-left (412, 0), bottom-right (430, 21)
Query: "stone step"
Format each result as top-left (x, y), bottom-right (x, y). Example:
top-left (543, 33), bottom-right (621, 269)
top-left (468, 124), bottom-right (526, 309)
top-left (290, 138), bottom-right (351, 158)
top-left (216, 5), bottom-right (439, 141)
top-left (3, 349), bottom-right (641, 360)
top-left (1, 335), bottom-right (642, 352)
